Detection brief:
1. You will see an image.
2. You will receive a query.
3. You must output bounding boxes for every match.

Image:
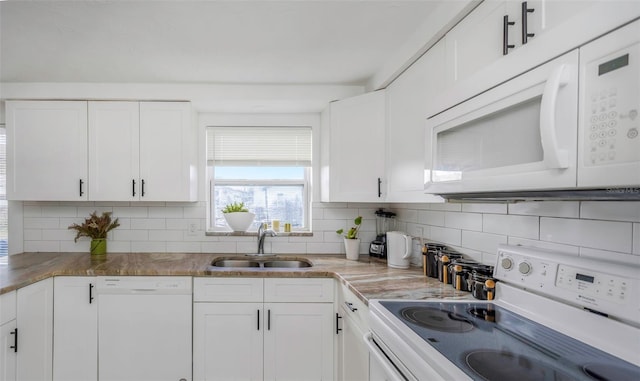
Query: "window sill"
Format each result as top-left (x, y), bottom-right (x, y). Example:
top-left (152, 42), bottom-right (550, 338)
top-left (205, 231), bottom-right (313, 237)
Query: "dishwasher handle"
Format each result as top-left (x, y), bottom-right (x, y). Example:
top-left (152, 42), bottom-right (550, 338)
top-left (363, 332), bottom-right (410, 381)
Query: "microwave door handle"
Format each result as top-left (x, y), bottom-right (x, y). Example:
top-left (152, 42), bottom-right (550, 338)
top-left (539, 64), bottom-right (571, 169)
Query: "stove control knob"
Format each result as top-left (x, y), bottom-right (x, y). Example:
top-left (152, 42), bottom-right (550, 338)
top-left (518, 261), bottom-right (532, 275)
top-left (501, 257), bottom-right (514, 270)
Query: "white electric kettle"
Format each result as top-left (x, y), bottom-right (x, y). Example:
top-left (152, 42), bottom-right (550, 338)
top-left (386, 231), bottom-right (412, 269)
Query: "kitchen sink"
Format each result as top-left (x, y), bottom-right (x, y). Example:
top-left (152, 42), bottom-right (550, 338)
top-left (209, 257), bottom-right (312, 269)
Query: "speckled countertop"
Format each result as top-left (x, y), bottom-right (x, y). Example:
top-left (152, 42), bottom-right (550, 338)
top-left (0, 252), bottom-right (473, 304)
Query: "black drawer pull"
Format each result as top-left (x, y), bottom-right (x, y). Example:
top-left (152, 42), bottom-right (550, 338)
top-left (345, 301), bottom-right (358, 312)
top-left (503, 15), bottom-right (515, 55)
top-left (336, 313), bottom-right (342, 335)
top-left (10, 328), bottom-right (18, 353)
top-left (521, 2), bottom-right (535, 44)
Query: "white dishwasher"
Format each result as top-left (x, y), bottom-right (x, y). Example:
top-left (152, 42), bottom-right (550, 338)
top-left (97, 276), bottom-right (192, 381)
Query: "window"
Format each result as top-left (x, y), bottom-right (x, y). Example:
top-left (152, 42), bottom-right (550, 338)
top-left (0, 126), bottom-right (7, 258)
top-left (207, 126), bottom-right (312, 232)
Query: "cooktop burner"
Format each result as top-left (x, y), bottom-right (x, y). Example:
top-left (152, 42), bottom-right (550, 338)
top-left (466, 350), bottom-right (573, 381)
top-left (378, 301), bottom-right (640, 381)
top-left (400, 306), bottom-right (474, 332)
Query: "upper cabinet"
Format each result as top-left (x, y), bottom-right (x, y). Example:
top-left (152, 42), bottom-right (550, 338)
top-left (386, 40), bottom-right (446, 203)
top-left (320, 90), bottom-right (386, 202)
top-left (7, 100), bottom-right (197, 202)
top-left (6, 101), bottom-right (88, 201)
top-left (89, 101), bottom-right (196, 202)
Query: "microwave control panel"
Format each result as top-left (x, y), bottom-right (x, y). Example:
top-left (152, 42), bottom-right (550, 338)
top-left (583, 41), bottom-right (639, 167)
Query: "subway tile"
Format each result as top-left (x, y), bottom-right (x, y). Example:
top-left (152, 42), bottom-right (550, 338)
top-left (113, 230), bottom-right (149, 241)
top-left (41, 229), bottom-right (76, 241)
top-left (428, 226), bottom-right (461, 246)
top-left (483, 214), bottom-right (539, 239)
top-left (418, 210), bottom-right (445, 226)
top-left (23, 229), bottom-right (42, 241)
top-left (580, 247), bottom-right (640, 266)
top-left (166, 241), bottom-right (202, 253)
top-left (428, 203), bottom-right (462, 212)
top-left (130, 218), bottom-right (166, 230)
top-left (462, 203), bottom-right (508, 214)
top-left (23, 205), bottom-right (43, 217)
top-left (113, 207), bottom-right (148, 218)
top-left (272, 242), bottom-right (307, 254)
top-left (323, 208), bottom-right (360, 220)
top-left (23, 217), bottom-right (60, 229)
top-left (540, 217), bottom-right (632, 253)
top-left (24, 241), bottom-right (60, 252)
top-left (461, 231), bottom-right (507, 254)
top-left (201, 241), bottom-right (237, 253)
top-left (183, 205), bottom-right (206, 219)
top-left (107, 241), bottom-right (132, 253)
top-left (445, 212), bottom-right (482, 231)
top-left (311, 207), bottom-right (324, 220)
top-left (395, 208), bottom-right (418, 224)
top-left (131, 241), bottom-right (166, 253)
top-left (406, 223), bottom-right (422, 239)
top-left (148, 207), bottom-right (184, 219)
top-left (149, 230), bottom-right (184, 241)
top-left (60, 240), bottom-right (88, 253)
top-left (165, 219), bottom-right (188, 230)
top-left (307, 242), bottom-right (343, 254)
top-left (508, 202), bottom-right (579, 218)
top-left (581, 201), bottom-right (640, 223)
top-left (42, 205), bottom-right (78, 218)
top-left (76, 206), bottom-right (113, 217)
top-left (507, 237), bottom-right (580, 255)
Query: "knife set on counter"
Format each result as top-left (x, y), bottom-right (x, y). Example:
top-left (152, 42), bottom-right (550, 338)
top-left (422, 243), bottom-right (496, 300)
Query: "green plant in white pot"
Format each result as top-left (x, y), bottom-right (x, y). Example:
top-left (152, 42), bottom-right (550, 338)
top-left (336, 216), bottom-right (362, 260)
top-left (222, 202), bottom-right (256, 232)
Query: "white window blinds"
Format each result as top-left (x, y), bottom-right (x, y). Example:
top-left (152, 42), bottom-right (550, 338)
top-left (207, 126), bottom-right (312, 167)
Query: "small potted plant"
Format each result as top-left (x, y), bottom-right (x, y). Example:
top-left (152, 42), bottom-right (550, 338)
top-left (222, 202), bottom-right (256, 232)
top-left (336, 216), bottom-right (362, 260)
top-left (68, 211), bottom-right (120, 256)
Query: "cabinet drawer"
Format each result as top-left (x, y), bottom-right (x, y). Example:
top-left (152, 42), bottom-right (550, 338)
top-left (264, 278), bottom-right (333, 303)
top-left (337, 282), bottom-right (369, 330)
top-left (194, 278), bottom-right (263, 302)
top-left (0, 291), bottom-right (17, 325)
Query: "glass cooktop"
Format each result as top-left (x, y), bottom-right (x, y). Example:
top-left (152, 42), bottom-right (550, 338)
top-left (379, 301), bottom-right (640, 381)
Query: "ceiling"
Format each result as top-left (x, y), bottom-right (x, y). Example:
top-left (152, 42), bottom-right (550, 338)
top-left (0, 0), bottom-right (442, 87)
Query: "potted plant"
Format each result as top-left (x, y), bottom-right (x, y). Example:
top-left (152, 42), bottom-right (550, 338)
top-left (68, 211), bottom-right (120, 256)
top-left (336, 216), bottom-right (362, 260)
top-left (222, 202), bottom-right (256, 232)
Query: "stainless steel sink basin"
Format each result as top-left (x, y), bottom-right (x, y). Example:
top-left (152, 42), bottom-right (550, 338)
top-left (262, 260), bottom-right (312, 268)
top-left (209, 257), bottom-right (312, 269)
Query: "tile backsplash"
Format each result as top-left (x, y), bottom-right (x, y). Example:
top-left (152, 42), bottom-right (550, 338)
top-left (16, 200), bottom-right (640, 266)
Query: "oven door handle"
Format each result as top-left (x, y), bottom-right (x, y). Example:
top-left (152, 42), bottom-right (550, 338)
top-left (363, 332), bottom-right (410, 381)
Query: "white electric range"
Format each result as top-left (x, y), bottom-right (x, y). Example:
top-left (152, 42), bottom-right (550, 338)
top-left (367, 244), bottom-right (640, 381)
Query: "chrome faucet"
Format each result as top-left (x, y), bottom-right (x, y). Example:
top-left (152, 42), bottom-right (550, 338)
top-left (256, 223), bottom-right (277, 255)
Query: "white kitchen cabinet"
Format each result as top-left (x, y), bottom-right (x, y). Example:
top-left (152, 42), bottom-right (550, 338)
top-left (193, 277), bottom-right (334, 381)
top-left (321, 91), bottom-right (386, 202)
top-left (336, 283), bottom-right (369, 381)
top-left (89, 101), bottom-right (197, 201)
top-left (521, 1), bottom-right (596, 46)
top-left (0, 291), bottom-right (17, 381)
top-left (6, 101), bottom-right (88, 201)
top-left (16, 278), bottom-right (53, 381)
top-left (386, 39), bottom-right (446, 203)
top-left (52, 277), bottom-right (97, 381)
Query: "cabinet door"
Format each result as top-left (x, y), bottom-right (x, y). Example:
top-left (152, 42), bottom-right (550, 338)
top-left (139, 102), bottom-right (196, 201)
top-left (523, 0), bottom-right (596, 45)
top-left (193, 303), bottom-right (263, 381)
top-left (88, 102), bottom-right (140, 201)
top-left (386, 40), bottom-right (446, 203)
top-left (53, 277), bottom-right (97, 381)
top-left (264, 303), bottom-right (334, 381)
top-left (0, 320), bottom-right (17, 381)
top-left (338, 308), bottom-right (369, 381)
top-left (16, 278), bottom-right (53, 381)
top-left (6, 101), bottom-right (88, 201)
top-left (323, 91), bottom-right (386, 202)
top-left (445, 1), bottom-right (512, 84)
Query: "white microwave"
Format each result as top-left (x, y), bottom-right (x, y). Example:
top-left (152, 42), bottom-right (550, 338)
top-left (425, 20), bottom-right (640, 200)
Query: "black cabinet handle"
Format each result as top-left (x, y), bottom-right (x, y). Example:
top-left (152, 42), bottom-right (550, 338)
top-left (10, 328), bottom-right (17, 353)
top-left (79, 179), bottom-right (84, 197)
top-left (521, 2), bottom-right (535, 44)
top-left (257, 310), bottom-right (260, 331)
top-left (89, 283), bottom-right (94, 304)
top-left (503, 15), bottom-right (515, 55)
top-left (132, 179), bottom-right (136, 197)
top-left (141, 179), bottom-right (145, 197)
top-left (267, 309), bottom-right (271, 331)
top-left (377, 177), bottom-right (382, 198)
top-left (336, 313), bottom-right (342, 335)
top-left (345, 301), bottom-right (358, 312)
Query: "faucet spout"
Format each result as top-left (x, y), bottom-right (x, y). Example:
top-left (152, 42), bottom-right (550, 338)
top-left (257, 224), bottom-right (278, 255)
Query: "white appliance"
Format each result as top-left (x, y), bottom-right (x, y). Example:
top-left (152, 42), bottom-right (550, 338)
top-left (425, 20), bottom-right (640, 200)
top-left (386, 231), bottom-right (412, 269)
top-left (367, 244), bottom-right (640, 380)
top-left (97, 276), bottom-right (192, 381)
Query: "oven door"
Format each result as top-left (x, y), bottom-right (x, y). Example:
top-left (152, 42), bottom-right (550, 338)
top-left (425, 49), bottom-right (579, 195)
top-left (364, 332), bottom-right (416, 381)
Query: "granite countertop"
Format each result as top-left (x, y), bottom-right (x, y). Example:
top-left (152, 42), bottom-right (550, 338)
top-left (0, 252), bottom-right (473, 304)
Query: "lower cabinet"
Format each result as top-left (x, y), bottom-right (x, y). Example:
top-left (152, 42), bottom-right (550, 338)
top-left (336, 283), bottom-right (370, 381)
top-left (193, 277), bottom-right (335, 381)
top-left (1, 291), bottom-right (17, 381)
top-left (16, 278), bottom-right (54, 381)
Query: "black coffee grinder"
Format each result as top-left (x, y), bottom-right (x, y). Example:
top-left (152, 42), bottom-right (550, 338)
top-left (369, 209), bottom-right (396, 258)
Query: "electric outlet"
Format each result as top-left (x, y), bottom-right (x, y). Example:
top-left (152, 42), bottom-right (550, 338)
top-left (187, 221), bottom-right (199, 236)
